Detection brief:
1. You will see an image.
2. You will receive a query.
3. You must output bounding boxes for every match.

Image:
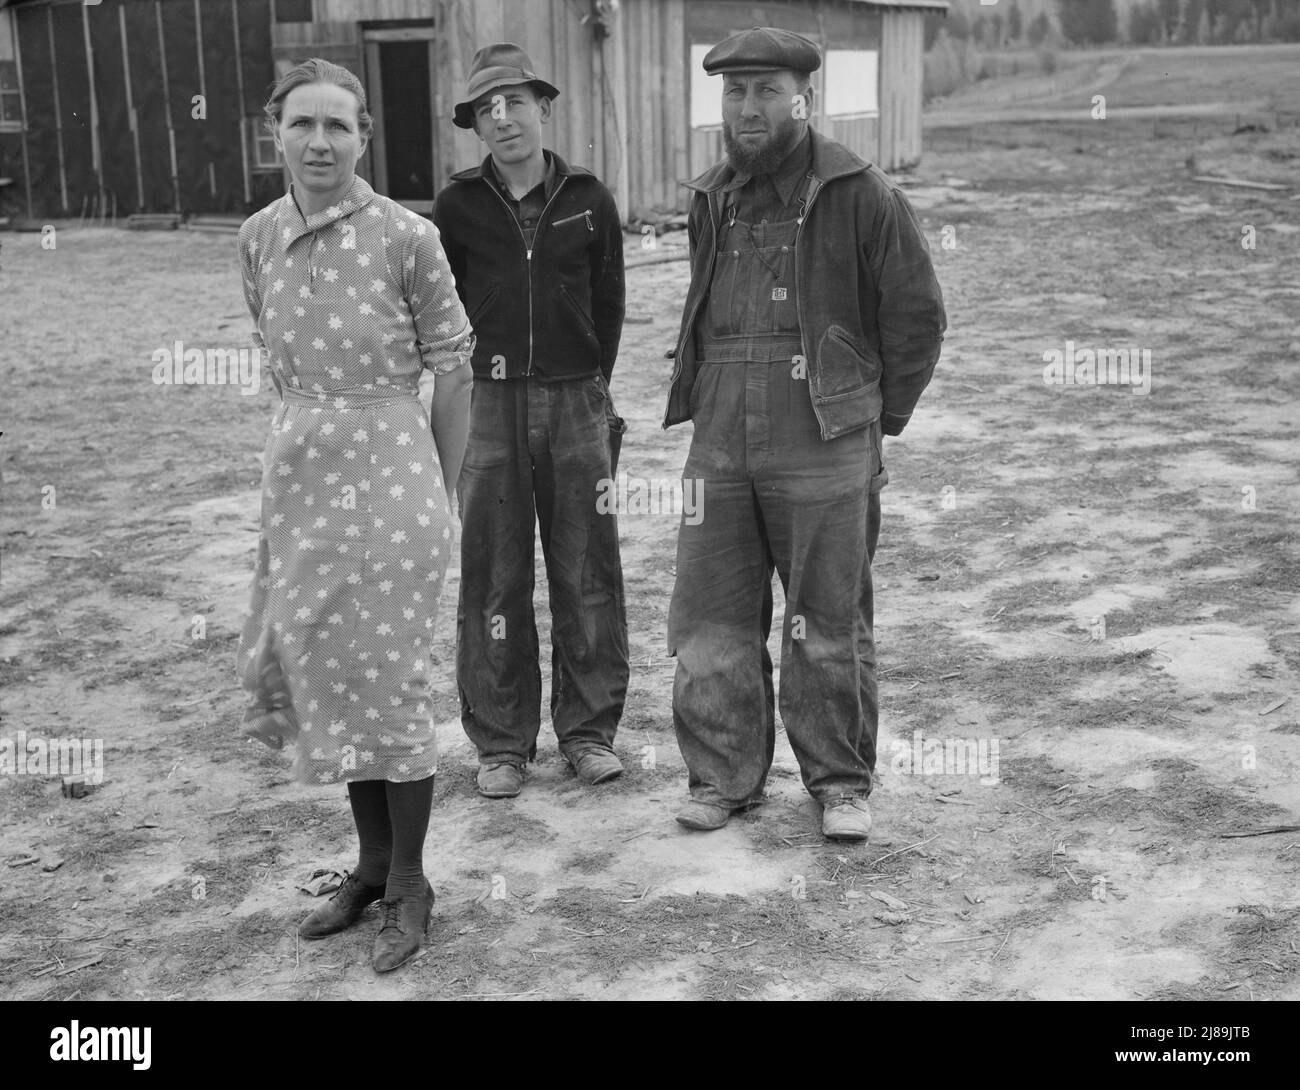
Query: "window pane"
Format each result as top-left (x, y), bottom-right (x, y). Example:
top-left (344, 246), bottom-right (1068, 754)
top-left (690, 43), bottom-right (719, 129)
top-left (257, 134), bottom-right (279, 168)
top-left (826, 50), bottom-right (878, 117)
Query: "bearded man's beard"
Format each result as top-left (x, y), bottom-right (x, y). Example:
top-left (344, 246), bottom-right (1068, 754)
top-left (723, 115), bottom-right (804, 174)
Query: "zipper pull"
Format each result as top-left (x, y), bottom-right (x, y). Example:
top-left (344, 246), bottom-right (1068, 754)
top-left (526, 249), bottom-right (533, 260)
top-left (583, 211), bottom-right (593, 232)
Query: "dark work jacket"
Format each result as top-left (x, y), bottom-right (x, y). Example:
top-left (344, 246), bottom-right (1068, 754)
top-left (665, 129), bottom-right (947, 438)
top-left (433, 151), bottom-right (625, 381)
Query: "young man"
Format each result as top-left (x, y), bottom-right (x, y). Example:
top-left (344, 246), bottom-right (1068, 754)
top-left (664, 27), bottom-right (947, 839)
top-left (433, 44), bottom-right (628, 799)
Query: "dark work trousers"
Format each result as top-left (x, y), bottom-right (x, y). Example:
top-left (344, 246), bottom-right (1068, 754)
top-left (668, 359), bottom-right (881, 808)
top-left (457, 375), bottom-right (628, 766)
top-left (762, 476), bottom-right (883, 779)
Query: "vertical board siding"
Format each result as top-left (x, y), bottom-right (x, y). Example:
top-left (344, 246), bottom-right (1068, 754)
top-left (316, 0), bottom-right (431, 20)
top-left (879, 9), bottom-right (923, 171)
top-left (15, 7), bottom-right (59, 213)
top-left (51, 3), bottom-right (92, 214)
top-left (195, 0), bottom-right (244, 211)
top-left (84, 2), bottom-right (128, 210)
top-left (122, 2), bottom-right (171, 212)
top-left (158, 0), bottom-right (205, 214)
top-left (11, 0), bottom-right (930, 218)
top-left (622, 0), bottom-right (687, 217)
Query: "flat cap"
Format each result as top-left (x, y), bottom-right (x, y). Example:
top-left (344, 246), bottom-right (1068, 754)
top-left (702, 26), bottom-right (822, 75)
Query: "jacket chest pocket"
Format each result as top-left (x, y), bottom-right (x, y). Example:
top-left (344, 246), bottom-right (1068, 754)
top-left (547, 211), bottom-right (597, 279)
top-left (550, 209), bottom-right (593, 232)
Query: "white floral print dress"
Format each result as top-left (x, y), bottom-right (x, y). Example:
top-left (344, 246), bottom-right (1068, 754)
top-left (237, 177), bottom-right (473, 785)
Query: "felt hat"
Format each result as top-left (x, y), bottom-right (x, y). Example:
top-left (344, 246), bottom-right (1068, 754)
top-left (453, 43), bottom-right (561, 129)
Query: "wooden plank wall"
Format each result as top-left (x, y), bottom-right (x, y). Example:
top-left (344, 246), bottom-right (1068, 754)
top-left (828, 115), bottom-right (880, 163)
top-left (266, 0), bottom-right (931, 218)
top-left (0, 7), bottom-right (29, 216)
top-left (878, 9), bottom-right (923, 170)
top-left (12, 0), bottom-right (277, 218)
top-left (621, 0), bottom-right (687, 218)
top-left (316, 0), bottom-right (427, 18)
top-left (6, 0), bottom-right (928, 220)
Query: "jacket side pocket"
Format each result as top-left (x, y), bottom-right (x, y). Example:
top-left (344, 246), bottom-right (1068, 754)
top-left (560, 284), bottom-right (598, 338)
top-left (814, 325), bottom-right (880, 401)
top-left (469, 284), bottom-right (501, 325)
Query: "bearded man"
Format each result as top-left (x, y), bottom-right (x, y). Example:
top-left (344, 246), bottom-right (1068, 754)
top-left (662, 27), bottom-right (947, 840)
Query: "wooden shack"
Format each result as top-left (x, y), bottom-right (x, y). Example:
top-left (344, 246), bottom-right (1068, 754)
top-left (0, 0), bottom-right (945, 222)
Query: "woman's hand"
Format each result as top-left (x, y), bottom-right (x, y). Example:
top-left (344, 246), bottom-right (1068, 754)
top-left (430, 361), bottom-right (472, 503)
top-left (240, 707), bottom-right (300, 751)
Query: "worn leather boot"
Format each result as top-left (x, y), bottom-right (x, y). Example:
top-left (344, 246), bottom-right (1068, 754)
top-left (476, 762), bottom-right (523, 798)
top-left (297, 873), bottom-right (385, 940)
top-left (569, 747), bottom-right (624, 785)
top-left (822, 796), bottom-right (872, 841)
top-left (675, 799), bottom-right (732, 831)
top-left (372, 879), bottom-right (434, 973)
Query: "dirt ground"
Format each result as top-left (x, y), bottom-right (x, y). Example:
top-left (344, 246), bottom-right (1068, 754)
top-left (2, 46), bottom-right (1299, 1001)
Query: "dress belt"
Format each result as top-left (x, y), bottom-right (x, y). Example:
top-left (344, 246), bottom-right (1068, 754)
top-left (279, 384), bottom-right (421, 409)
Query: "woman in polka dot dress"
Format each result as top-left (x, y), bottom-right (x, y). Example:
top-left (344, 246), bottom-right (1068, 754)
top-left (235, 59), bottom-right (473, 973)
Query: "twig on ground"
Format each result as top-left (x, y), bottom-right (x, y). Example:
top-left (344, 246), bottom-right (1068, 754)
top-left (459, 989), bottom-right (541, 999)
top-left (870, 833), bottom-right (940, 866)
top-left (706, 940), bottom-right (759, 954)
top-left (1219, 825), bottom-right (1300, 838)
top-left (1014, 801), bottom-right (1055, 821)
top-left (53, 954), bottom-right (104, 977)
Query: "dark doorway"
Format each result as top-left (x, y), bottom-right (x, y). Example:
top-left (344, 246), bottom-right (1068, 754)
top-left (379, 41), bottom-right (432, 203)
top-left (364, 26), bottom-right (438, 213)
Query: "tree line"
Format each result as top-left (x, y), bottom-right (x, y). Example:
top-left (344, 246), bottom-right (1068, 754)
top-left (925, 0), bottom-right (1300, 48)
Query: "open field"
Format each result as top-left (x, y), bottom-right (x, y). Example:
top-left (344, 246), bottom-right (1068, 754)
top-left (927, 42), bottom-right (1300, 127)
top-left (1, 46), bottom-right (1298, 1000)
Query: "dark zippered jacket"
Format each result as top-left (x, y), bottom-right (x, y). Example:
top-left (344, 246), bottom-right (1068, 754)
top-left (433, 152), bottom-right (625, 381)
top-left (664, 129), bottom-right (946, 438)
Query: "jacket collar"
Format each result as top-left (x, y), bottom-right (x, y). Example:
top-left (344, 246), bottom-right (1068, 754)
top-left (450, 148), bottom-right (591, 184)
top-left (487, 148), bottom-right (560, 201)
top-left (683, 128), bottom-right (867, 196)
top-left (277, 175), bottom-right (377, 246)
